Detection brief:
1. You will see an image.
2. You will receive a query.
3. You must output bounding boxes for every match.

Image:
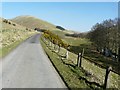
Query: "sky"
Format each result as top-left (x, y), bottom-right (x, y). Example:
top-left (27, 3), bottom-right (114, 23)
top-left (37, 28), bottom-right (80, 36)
top-left (1, 2), bottom-right (118, 32)
top-left (1, 0), bottom-right (119, 2)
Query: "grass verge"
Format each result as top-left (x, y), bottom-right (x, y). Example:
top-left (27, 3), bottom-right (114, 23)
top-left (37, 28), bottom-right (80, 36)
top-left (40, 37), bottom-right (105, 89)
top-left (0, 34), bottom-right (34, 58)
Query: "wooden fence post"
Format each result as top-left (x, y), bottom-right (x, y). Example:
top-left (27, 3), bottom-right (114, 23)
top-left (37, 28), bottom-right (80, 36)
top-left (77, 48), bottom-right (84, 67)
top-left (103, 66), bottom-right (112, 89)
top-left (79, 53), bottom-right (82, 67)
top-left (118, 47), bottom-right (120, 62)
top-left (80, 48), bottom-right (84, 67)
top-left (77, 53), bottom-right (81, 67)
top-left (66, 51), bottom-right (68, 59)
top-left (82, 48), bottom-right (84, 56)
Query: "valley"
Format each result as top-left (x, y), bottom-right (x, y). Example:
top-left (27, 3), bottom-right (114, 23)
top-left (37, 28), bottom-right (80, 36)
top-left (0, 15), bottom-right (119, 89)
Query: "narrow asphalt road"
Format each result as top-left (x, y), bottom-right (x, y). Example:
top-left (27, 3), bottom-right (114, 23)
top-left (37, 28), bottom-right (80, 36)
top-left (0, 34), bottom-right (67, 88)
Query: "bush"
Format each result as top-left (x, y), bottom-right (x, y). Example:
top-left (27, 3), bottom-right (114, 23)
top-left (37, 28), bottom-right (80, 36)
top-left (43, 30), bottom-right (69, 49)
top-left (26, 28), bottom-right (28, 30)
top-left (3, 19), bottom-right (8, 23)
top-left (13, 24), bottom-right (16, 26)
top-left (8, 22), bottom-right (11, 24)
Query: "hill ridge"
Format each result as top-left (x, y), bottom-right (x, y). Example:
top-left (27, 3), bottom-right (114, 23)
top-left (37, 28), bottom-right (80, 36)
top-left (11, 15), bottom-right (57, 30)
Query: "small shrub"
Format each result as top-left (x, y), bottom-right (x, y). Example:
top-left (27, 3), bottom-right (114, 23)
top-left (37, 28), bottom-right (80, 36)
top-left (13, 24), bottom-right (16, 26)
top-left (43, 30), bottom-right (69, 49)
top-left (3, 19), bottom-right (8, 23)
top-left (26, 28), bottom-right (28, 30)
top-left (8, 22), bottom-right (11, 24)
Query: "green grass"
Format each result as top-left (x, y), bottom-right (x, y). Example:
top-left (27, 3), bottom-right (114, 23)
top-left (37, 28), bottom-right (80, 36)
top-left (0, 39), bottom-right (23, 58)
top-left (1, 18), bottom-right (36, 58)
top-left (63, 37), bottom-right (91, 46)
top-left (63, 37), bottom-right (120, 88)
top-left (51, 29), bottom-right (119, 70)
top-left (0, 33), bottom-right (35, 58)
top-left (37, 22), bottom-right (119, 89)
top-left (40, 36), bottom-right (120, 89)
top-left (40, 37), bottom-right (107, 89)
top-left (52, 30), bottom-right (69, 39)
top-left (1, 17), bottom-right (38, 58)
top-left (58, 35), bottom-right (119, 75)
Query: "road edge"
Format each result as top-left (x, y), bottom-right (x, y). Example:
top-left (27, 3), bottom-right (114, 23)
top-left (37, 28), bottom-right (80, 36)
top-left (39, 37), bottom-right (69, 90)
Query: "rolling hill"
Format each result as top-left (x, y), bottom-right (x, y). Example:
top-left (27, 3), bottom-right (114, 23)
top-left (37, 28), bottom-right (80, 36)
top-left (11, 15), bottom-right (57, 30)
top-left (1, 18), bottom-right (26, 30)
top-left (1, 17), bottom-right (36, 47)
top-left (11, 15), bottom-right (74, 39)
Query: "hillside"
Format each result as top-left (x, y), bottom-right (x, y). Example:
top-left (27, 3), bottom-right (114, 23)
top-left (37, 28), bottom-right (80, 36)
top-left (0, 17), bottom-right (36, 57)
top-left (11, 15), bottom-right (57, 30)
top-left (1, 18), bottom-right (26, 30)
top-left (11, 15), bottom-right (74, 39)
top-left (1, 17), bottom-right (35, 47)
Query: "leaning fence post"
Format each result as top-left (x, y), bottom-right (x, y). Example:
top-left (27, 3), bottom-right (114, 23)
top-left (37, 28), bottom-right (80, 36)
top-left (103, 66), bottom-right (112, 89)
top-left (66, 51), bottom-right (69, 59)
top-left (77, 53), bottom-right (81, 67)
top-left (79, 52), bottom-right (83, 67)
top-left (82, 48), bottom-right (84, 56)
top-left (79, 48), bottom-right (84, 67)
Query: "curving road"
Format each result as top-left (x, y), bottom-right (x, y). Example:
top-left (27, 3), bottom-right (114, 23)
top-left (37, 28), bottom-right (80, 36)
top-left (0, 34), bottom-right (66, 88)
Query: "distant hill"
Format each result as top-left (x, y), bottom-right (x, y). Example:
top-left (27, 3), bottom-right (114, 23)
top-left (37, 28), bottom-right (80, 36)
top-left (9, 15), bottom-right (75, 39)
top-left (11, 15), bottom-right (57, 30)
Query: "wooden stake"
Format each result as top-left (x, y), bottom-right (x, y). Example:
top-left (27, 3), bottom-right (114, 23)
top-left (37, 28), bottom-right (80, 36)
top-left (77, 53), bottom-right (81, 67)
top-left (103, 66), bottom-right (112, 89)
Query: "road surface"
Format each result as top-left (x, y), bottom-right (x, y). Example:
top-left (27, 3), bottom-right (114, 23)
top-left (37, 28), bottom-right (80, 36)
top-left (0, 34), bottom-right (67, 88)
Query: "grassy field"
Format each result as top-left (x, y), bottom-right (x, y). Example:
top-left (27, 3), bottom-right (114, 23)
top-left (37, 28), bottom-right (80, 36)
top-left (40, 37), bottom-right (95, 89)
top-left (66, 37), bottom-right (119, 75)
top-left (0, 30), bottom-right (36, 58)
top-left (1, 39), bottom-right (25, 58)
top-left (0, 32), bottom-right (36, 58)
top-left (40, 35), bottom-right (120, 89)
top-left (50, 30), bottom-right (119, 75)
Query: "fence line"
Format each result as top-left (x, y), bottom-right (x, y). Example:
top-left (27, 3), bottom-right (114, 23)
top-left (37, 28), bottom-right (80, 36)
top-left (42, 36), bottom-right (119, 89)
top-left (77, 48), bottom-right (119, 89)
